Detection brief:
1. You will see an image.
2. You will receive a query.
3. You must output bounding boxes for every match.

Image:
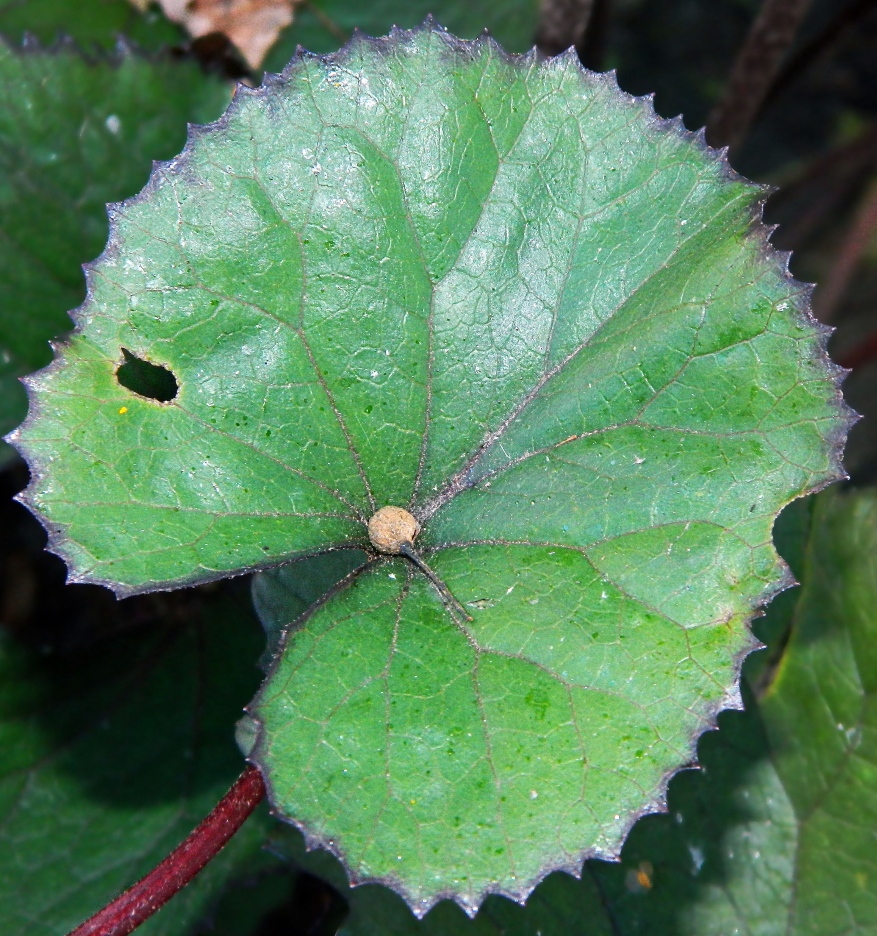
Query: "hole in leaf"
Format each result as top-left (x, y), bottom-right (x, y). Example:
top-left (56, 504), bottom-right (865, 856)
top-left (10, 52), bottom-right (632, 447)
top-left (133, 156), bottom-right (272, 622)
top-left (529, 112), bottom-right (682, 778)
top-left (116, 348), bottom-right (178, 402)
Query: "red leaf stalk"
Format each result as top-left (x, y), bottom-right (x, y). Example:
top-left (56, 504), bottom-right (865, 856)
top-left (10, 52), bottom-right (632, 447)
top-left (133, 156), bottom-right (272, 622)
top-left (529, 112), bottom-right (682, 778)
top-left (67, 765), bottom-right (266, 936)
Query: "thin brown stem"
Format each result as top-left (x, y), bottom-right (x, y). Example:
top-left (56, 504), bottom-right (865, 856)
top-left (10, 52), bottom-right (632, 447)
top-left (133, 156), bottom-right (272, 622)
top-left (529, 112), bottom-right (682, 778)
top-left (399, 543), bottom-right (473, 624)
top-left (536, 0), bottom-right (597, 56)
top-left (707, 0), bottom-right (815, 151)
top-left (67, 765), bottom-right (266, 936)
top-left (814, 177), bottom-right (877, 322)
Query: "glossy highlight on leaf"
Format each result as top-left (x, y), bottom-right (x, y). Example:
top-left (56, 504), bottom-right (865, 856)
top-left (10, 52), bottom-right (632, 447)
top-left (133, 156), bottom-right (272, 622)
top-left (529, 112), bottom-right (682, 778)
top-left (11, 20), bottom-right (850, 917)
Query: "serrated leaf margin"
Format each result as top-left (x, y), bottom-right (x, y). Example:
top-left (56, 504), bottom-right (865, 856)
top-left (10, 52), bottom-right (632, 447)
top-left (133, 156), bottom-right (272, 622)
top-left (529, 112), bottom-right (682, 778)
top-left (4, 18), bottom-right (855, 917)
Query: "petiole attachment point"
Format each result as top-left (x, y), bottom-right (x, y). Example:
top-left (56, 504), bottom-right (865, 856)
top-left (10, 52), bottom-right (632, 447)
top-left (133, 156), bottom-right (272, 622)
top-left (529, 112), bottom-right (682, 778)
top-left (368, 506), bottom-right (420, 554)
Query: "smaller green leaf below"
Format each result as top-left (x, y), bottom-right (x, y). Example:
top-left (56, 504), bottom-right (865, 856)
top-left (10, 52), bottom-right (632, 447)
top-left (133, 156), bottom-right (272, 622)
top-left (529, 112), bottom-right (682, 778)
top-left (251, 543), bottom-right (754, 914)
top-left (264, 487), bottom-right (877, 935)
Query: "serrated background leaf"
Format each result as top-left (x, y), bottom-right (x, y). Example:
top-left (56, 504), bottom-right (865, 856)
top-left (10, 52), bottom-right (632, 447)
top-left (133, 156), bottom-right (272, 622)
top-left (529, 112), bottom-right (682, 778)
top-left (13, 23), bottom-right (848, 915)
top-left (0, 39), bottom-right (228, 463)
top-left (0, 0), bottom-right (183, 50)
top-left (0, 586), bottom-right (275, 936)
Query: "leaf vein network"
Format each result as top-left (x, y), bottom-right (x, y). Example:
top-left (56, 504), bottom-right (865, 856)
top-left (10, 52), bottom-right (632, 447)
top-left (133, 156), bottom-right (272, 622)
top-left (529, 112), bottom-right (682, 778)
top-left (418, 192), bottom-right (752, 522)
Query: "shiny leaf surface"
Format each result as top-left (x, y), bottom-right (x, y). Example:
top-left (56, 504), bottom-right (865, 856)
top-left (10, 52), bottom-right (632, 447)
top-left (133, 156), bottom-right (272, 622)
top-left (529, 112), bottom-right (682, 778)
top-left (264, 490), bottom-right (877, 934)
top-left (13, 24), bottom-right (847, 914)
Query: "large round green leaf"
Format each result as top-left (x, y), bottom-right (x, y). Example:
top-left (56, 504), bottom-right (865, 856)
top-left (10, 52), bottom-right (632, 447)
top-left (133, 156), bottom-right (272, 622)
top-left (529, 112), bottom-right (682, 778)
top-left (12, 22), bottom-right (849, 915)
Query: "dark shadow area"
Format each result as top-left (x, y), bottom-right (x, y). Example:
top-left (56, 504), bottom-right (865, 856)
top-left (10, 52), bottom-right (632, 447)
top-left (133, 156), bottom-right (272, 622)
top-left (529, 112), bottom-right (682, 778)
top-left (1, 457), bottom-right (120, 649)
top-left (172, 31), bottom-right (253, 82)
top-left (0, 457), bottom-right (264, 813)
top-left (254, 872), bottom-right (349, 936)
top-left (116, 347), bottom-right (179, 402)
top-left (606, 0), bottom-right (759, 129)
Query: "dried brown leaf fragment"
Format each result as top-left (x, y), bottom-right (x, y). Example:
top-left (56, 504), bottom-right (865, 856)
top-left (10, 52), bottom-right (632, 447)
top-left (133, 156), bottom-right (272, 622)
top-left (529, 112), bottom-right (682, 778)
top-left (140, 0), bottom-right (296, 67)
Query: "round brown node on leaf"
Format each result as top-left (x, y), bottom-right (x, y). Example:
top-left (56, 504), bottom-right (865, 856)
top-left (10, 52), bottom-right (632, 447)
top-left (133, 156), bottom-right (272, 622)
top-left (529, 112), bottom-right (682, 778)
top-left (367, 506), bottom-right (419, 555)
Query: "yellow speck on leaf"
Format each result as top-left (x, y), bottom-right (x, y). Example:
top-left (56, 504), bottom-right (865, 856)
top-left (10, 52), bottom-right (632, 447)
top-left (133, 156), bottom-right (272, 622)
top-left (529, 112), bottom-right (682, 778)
top-left (118, 406), bottom-right (128, 415)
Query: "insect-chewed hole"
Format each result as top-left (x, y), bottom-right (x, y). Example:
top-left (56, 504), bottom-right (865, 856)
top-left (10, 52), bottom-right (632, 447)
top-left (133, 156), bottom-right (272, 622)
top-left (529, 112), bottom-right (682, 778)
top-left (116, 348), bottom-right (178, 402)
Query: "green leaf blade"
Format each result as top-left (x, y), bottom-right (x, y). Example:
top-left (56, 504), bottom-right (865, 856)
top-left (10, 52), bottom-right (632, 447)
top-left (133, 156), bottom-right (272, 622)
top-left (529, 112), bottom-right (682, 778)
top-left (254, 541), bottom-right (751, 913)
top-left (13, 23), bottom-right (849, 914)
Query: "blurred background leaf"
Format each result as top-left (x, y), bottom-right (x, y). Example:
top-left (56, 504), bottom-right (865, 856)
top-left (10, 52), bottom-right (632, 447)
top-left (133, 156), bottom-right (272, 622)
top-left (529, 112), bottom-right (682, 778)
top-left (0, 0), bottom-right (184, 50)
top-left (0, 577), bottom-right (278, 936)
